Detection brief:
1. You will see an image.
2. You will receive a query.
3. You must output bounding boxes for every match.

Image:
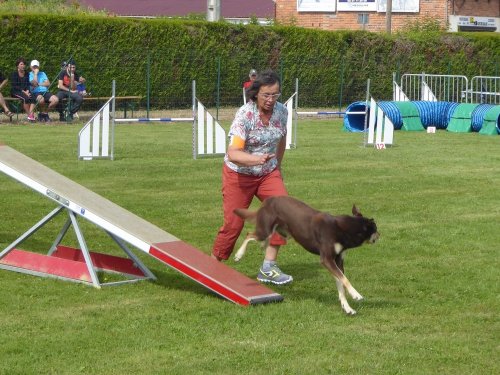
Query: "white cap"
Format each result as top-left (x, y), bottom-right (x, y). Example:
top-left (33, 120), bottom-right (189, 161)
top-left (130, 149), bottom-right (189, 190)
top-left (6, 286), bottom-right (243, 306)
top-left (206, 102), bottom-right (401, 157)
top-left (30, 60), bottom-right (40, 67)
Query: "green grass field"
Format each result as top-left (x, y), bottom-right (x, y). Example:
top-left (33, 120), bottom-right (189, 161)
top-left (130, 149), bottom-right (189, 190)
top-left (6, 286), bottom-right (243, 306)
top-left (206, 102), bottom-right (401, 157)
top-left (0, 119), bottom-right (498, 374)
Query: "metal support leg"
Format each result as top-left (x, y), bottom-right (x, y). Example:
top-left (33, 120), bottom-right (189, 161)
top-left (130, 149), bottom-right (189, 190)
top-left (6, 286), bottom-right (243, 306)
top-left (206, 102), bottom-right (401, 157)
top-left (106, 231), bottom-right (156, 280)
top-left (47, 216), bottom-right (72, 256)
top-left (0, 206), bottom-right (65, 260)
top-left (68, 210), bottom-right (101, 288)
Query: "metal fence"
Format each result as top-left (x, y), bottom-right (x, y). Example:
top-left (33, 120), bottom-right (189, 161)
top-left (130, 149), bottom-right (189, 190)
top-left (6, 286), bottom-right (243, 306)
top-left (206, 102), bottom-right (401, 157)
top-left (468, 76), bottom-right (500, 104)
top-left (399, 73), bottom-right (500, 104)
top-left (400, 73), bottom-right (469, 103)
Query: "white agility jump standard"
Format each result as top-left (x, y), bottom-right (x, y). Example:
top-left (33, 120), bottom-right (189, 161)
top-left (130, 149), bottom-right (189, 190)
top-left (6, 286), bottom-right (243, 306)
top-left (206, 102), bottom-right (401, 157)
top-left (78, 96), bottom-right (113, 160)
top-left (393, 81), bottom-right (410, 102)
top-left (194, 98), bottom-right (226, 158)
top-left (365, 97), bottom-right (394, 148)
top-left (0, 144), bottom-right (282, 305)
top-left (284, 92), bottom-right (297, 149)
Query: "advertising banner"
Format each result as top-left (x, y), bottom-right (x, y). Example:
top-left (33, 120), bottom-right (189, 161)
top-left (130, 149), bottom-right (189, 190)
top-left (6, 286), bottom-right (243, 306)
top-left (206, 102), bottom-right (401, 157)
top-left (337, 0), bottom-right (377, 12)
top-left (377, 0), bottom-right (419, 13)
top-left (297, 0), bottom-right (336, 12)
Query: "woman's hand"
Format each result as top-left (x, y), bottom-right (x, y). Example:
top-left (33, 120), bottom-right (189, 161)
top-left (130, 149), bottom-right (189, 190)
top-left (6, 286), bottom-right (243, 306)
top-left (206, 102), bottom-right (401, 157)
top-left (227, 146), bottom-right (276, 167)
top-left (255, 153), bottom-right (275, 165)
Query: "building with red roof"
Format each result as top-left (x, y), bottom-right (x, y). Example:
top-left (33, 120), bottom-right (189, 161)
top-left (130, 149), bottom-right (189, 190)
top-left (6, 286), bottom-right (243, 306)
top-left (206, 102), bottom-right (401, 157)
top-left (77, 0), bottom-right (276, 24)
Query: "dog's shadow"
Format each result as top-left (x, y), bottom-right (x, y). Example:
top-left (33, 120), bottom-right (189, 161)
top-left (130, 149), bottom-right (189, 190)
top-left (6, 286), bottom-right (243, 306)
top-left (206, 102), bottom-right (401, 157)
top-left (283, 261), bottom-right (342, 305)
top-left (279, 259), bottom-right (398, 311)
top-left (146, 254), bottom-right (398, 311)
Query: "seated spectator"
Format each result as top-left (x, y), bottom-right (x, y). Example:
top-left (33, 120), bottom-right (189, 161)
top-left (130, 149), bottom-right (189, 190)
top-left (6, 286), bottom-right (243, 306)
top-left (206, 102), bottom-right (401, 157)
top-left (10, 57), bottom-right (36, 122)
top-left (29, 60), bottom-right (59, 122)
top-left (243, 69), bottom-right (257, 89)
top-left (0, 70), bottom-right (14, 119)
top-left (56, 59), bottom-right (86, 121)
top-left (73, 81), bottom-right (90, 119)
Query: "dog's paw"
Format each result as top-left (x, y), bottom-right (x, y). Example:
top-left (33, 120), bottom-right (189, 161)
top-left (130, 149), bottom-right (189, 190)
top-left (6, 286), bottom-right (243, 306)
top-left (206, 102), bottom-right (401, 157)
top-left (349, 289), bottom-right (364, 301)
top-left (234, 249), bottom-right (245, 262)
top-left (352, 294), bottom-right (364, 302)
top-left (341, 303), bottom-right (357, 315)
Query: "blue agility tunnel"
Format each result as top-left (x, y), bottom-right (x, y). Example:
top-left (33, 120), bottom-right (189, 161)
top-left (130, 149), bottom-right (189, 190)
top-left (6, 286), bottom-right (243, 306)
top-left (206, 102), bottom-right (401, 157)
top-left (343, 100), bottom-right (499, 135)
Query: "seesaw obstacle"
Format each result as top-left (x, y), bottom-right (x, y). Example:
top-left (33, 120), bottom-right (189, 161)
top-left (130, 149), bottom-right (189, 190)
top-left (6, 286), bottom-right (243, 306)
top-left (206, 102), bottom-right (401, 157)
top-left (0, 144), bottom-right (283, 305)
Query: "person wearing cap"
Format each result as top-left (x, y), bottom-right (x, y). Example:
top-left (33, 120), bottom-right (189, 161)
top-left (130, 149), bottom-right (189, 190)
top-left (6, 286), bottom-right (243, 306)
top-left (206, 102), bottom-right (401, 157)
top-left (10, 57), bottom-right (36, 122)
top-left (56, 60), bottom-right (85, 121)
top-left (29, 60), bottom-right (59, 122)
top-left (243, 69), bottom-right (258, 89)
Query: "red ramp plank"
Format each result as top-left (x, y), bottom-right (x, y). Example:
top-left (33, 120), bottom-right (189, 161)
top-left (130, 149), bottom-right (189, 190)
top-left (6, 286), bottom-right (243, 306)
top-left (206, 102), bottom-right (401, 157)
top-left (151, 241), bottom-right (283, 305)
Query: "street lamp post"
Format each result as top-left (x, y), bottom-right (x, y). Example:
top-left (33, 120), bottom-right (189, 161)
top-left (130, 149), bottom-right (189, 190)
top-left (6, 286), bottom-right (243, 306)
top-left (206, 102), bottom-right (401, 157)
top-left (207, 0), bottom-right (220, 22)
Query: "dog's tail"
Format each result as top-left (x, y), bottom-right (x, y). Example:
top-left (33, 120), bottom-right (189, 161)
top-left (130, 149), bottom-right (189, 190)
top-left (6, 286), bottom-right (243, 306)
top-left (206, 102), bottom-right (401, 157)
top-left (234, 208), bottom-right (257, 225)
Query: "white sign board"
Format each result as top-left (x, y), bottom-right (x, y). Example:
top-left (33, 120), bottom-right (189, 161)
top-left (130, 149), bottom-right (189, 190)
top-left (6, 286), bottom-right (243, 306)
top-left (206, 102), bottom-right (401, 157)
top-left (378, 0), bottom-right (419, 13)
top-left (337, 0), bottom-right (376, 12)
top-left (457, 16), bottom-right (496, 28)
top-left (297, 0), bottom-right (336, 12)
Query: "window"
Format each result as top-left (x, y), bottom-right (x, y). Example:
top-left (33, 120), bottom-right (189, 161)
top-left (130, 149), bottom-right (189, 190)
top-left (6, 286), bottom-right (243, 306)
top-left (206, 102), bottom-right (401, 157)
top-left (358, 13), bottom-right (369, 25)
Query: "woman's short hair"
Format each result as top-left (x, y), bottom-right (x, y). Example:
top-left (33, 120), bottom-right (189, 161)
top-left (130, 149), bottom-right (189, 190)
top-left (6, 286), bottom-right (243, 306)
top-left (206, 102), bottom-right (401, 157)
top-left (246, 69), bottom-right (281, 102)
top-left (16, 57), bottom-right (26, 67)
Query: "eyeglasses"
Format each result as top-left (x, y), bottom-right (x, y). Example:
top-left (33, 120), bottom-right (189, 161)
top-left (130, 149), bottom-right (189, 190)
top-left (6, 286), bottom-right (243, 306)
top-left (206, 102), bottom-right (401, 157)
top-left (259, 93), bottom-right (281, 101)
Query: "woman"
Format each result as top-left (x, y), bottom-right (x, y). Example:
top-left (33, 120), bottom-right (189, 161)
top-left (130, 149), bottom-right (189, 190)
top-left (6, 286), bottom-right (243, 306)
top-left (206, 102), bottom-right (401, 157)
top-left (0, 70), bottom-right (14, 119)
top-left (10, 57), bottom-right (36, 122)
top-left (212, 69), bottom-right (292, 285)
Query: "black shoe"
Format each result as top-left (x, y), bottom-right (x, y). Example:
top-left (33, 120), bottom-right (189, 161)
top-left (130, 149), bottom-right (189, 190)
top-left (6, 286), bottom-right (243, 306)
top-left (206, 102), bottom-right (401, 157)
top-left (59, 114), bottom-right (65, 121)
top-left (38, 113), bottom-right (50, 122)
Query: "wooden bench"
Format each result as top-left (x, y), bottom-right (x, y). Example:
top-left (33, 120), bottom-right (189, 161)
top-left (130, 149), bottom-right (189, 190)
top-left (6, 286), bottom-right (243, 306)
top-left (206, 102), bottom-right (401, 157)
top-left (3, 95), bottom-right (142, 120)
top-left (77, 96), bottom-right (142, 118)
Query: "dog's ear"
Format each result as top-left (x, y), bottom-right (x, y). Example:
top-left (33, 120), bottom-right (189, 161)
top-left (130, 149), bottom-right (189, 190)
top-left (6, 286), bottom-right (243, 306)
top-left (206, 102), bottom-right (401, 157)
top-left (352, 204), bottom-right (363, 217)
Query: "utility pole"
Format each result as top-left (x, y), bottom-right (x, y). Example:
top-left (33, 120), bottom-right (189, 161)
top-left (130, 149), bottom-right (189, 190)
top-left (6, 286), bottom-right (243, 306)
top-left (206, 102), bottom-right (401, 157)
top-left (386, 0), bottom-right (392, 34)
top-left (207, 0), bottom-right (220, 22)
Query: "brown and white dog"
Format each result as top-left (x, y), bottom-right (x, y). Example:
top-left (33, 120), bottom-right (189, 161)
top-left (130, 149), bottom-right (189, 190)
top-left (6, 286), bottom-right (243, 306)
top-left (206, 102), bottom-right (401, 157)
top-left (234, 196), bottom-right (379, 315)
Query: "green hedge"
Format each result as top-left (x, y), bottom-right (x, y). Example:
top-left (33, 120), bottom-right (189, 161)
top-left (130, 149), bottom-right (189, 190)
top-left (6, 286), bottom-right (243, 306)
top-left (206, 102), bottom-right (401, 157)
top-left (0, 13), bottom-right (498, 108)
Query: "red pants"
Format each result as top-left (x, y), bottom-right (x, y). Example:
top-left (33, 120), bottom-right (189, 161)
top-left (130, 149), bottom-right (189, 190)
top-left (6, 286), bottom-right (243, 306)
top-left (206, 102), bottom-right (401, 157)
top-left (212, 164), bottom-right (288, 260)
